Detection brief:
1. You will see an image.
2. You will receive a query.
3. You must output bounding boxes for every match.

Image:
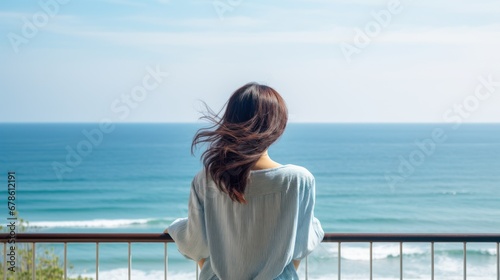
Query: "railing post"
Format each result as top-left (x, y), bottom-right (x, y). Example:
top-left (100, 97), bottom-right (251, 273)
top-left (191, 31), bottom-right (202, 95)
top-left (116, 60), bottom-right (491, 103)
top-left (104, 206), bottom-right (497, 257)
top-left (164, 243), bottom-right (168, 280)
top-left (463, 242), bottom-right (467, 280)
top-left (32, 242), bottom-right (36, 280)
top-left (338, 242), bottom-right (341, 280)
top-left (96, 242), bottom-right (99, 280)
top-left (431, 242), bottom-right (434, 280)
top-left (128, 242), bottom-right (132, 280)
top-left (497, 242), bottom-right (499, 280)
top-left (369, 242), bottom-right (373, 280)
top-left (64, 242), bottom-right (67, 280)
top-left (400, 242), bottom-right (403, 280)
top-left (3, 243), bottom-right (7, 280)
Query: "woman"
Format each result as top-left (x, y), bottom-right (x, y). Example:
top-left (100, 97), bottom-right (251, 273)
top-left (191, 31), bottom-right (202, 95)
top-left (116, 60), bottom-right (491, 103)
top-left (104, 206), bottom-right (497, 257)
top-left (165, 82), bottom-right (324, 279)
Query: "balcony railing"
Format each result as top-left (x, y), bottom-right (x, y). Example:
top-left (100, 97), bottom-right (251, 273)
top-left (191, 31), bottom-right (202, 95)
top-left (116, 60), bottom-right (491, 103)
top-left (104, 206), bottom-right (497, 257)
top-left (2, 233), bottom-right (500, 280)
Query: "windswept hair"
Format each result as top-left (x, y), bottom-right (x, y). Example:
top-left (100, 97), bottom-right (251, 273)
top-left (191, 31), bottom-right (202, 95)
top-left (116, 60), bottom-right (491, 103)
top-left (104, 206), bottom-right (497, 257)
top-left (192, 82), bottom-right (288, 203)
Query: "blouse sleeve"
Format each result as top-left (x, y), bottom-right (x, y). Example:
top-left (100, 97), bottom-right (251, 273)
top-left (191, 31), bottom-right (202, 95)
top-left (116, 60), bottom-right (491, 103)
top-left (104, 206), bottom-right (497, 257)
top-left (293, 175), bottom-right (325, 260)
top-left (167, 177), bottom-right (209, 261)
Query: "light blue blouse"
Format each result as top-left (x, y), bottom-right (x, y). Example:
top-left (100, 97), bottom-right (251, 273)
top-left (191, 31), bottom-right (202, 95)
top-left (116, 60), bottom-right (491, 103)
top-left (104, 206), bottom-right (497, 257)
top-left (167, 164), bottom-right (324, 280)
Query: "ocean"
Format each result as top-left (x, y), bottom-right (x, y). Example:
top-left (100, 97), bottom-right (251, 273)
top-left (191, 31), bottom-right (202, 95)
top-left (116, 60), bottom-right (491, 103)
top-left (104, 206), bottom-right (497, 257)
top-left (1, 123), bottom-right (499, 279)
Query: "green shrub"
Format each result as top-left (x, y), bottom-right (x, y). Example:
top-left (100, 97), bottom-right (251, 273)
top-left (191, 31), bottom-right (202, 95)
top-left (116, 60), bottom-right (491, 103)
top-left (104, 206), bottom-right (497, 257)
top-left (0, 215), bottom-right (92, 280)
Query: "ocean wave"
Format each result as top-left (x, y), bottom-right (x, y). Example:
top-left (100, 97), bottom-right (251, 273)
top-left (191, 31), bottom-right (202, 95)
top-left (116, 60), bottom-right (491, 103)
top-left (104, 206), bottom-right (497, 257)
top-left (320, 244), bottom-right (425, 260)
top-left (440, 248), bottom-right (498, 257)
top-left (321, 244), bottom-right (497, 260)
top-left (332, 217), bottom-right (406, 224)
top-left (29, 217), bottom-right (175, 228)
top-left (72, 268), bottom-right (496, 280)
top-left (345, 244), bottom-right (425, 260)
top-left (73, 269), bottom-right (195, 280)
top-left (438, 190), bottom-right (471, 195)
top-left (479, 248), bottom-right (497, 256)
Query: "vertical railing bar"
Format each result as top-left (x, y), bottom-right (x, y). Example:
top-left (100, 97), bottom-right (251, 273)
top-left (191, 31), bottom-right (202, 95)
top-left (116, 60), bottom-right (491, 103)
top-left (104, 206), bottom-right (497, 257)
top-left (128, 242), bottom-right (132, 280)
top-left (338, 242), bottom-right (341, 280)
top-left (32, 242), bottom-right (36, 280)
top-left (64, 242), bottom-right (67, 280)
top-left (400, 242), bottom-right (403, 280)
top-left (164, 243), bottom-right (168, 280)
top-left (96, 242), bottom-right (99, 280)
top-left (370, 242), bottom-right (373, 280)
top-left (196, 261), bottom-right (199, 280)
top-left (3, 243), bottom-right (6, 280)
top-left (497, 242), bottom-right (499, 280)
top-left (463, 242), bottom-right (467, 280)
top-left (305, 255), bottom-right (309, 280)
top-left (431, 242), bottom-right (434, 280)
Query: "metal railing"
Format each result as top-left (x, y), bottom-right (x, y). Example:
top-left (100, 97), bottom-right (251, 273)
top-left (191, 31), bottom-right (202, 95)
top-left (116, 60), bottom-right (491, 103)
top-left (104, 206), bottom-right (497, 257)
top-left (1, 233), bottom-right (500, 280)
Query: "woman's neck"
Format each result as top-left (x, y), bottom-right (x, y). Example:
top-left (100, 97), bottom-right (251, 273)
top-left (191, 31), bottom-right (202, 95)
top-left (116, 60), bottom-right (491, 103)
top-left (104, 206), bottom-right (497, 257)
top-left (251, 152), bottom-right (282, 170)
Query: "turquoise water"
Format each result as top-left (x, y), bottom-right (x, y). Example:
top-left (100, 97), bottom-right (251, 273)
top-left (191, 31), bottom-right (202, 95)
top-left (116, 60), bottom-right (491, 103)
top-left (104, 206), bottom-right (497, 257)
top-left (1, 123), bottom-right (499, 279)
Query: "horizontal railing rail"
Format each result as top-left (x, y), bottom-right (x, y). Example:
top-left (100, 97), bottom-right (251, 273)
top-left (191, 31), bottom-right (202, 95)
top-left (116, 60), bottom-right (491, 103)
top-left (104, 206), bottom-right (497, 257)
top-left (3, 232), bottom-right (500, 243)
top-left (1, 233), bottom-right (499, 280)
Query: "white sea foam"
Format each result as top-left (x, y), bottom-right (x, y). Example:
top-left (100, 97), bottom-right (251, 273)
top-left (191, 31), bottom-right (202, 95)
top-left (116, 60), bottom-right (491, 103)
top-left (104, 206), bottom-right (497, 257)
top-left (308, 276), bottom-right (403, 280)
top-left (439, 190), bottom-right (471, 195)
top-left (323, 243), bottom-right (427, 260)
top-left (480, 248), bottom-right (498, 256)
top-left (309, 277), bottom-right (491, 280)
top-left (72, 268), bottom-right (496, 280)
top-left (307, 277), bottom-right (457, 280)
top-left (29, 218), bottom-right (174, 228)
top-left (72, 269), bottom-right (195, 280)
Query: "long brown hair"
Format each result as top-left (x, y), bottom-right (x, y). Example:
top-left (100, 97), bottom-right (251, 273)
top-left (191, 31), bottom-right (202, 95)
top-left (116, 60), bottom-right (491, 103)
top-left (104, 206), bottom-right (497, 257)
top-left (192, 82), bottom-right (288, 203)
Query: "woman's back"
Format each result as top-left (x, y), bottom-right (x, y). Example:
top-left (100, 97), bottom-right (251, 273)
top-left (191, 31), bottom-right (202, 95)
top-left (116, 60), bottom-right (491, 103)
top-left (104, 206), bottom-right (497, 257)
top-left (166, 82), bottom-right (324, 279)
top-left (168, 164), bottom-right (324, 279)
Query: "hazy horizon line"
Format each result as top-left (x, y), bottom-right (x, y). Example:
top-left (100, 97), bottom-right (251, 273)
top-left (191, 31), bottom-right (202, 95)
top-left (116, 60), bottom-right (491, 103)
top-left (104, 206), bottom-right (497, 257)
top-left (2, 121), bottom-right (500, 124)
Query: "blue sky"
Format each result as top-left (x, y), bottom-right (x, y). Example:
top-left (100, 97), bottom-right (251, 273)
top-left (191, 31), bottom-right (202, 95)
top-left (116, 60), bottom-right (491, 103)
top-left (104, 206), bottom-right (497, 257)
top-left (1, 0), bottom-right (499, 122)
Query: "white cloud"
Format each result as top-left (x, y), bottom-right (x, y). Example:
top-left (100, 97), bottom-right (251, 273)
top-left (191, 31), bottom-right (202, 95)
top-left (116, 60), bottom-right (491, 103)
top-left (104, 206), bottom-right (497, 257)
top-left (123, 15), bottom-right (266, 29)
top-left (44, 23), bottom-right (500, 48)
top-left (101, 0), bottom-right (147, 7)
top-left (412, 0), bottom-right (500, 14)
top-left (344, 25), bottom-right (500, 44)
